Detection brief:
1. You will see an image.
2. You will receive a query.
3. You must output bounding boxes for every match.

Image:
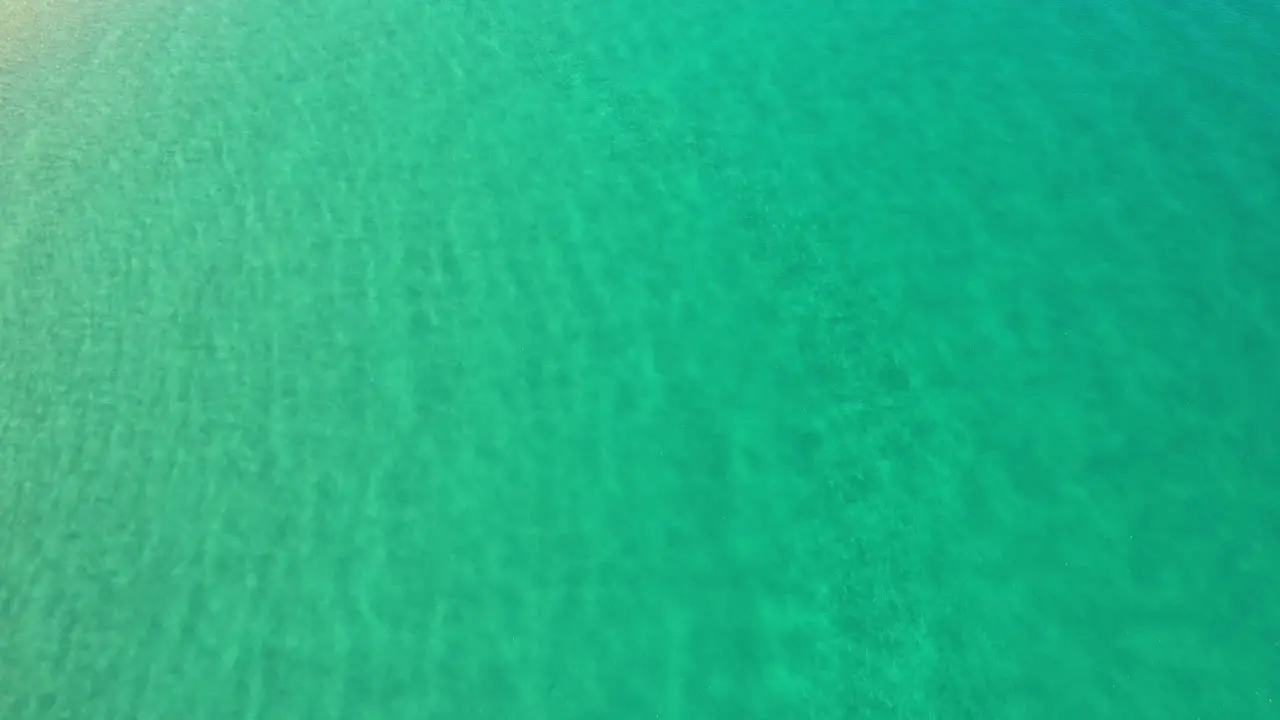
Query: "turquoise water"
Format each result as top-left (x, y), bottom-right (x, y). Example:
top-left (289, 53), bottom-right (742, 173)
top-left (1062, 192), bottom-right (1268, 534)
top-left (2, 1), bottom-right (1278, 717)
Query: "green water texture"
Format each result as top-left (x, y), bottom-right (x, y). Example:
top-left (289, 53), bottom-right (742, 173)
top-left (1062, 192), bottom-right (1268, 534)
top-left (3, 1), bottom-right (1278, 717)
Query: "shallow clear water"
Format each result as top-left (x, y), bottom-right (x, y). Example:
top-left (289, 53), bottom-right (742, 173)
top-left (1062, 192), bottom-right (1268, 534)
top-left (2, 1), bottom-right (1278, 717)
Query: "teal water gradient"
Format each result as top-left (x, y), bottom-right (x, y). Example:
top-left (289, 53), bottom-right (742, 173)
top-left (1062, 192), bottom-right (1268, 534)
top-left (2, 1), bottom-right (1278, 717)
